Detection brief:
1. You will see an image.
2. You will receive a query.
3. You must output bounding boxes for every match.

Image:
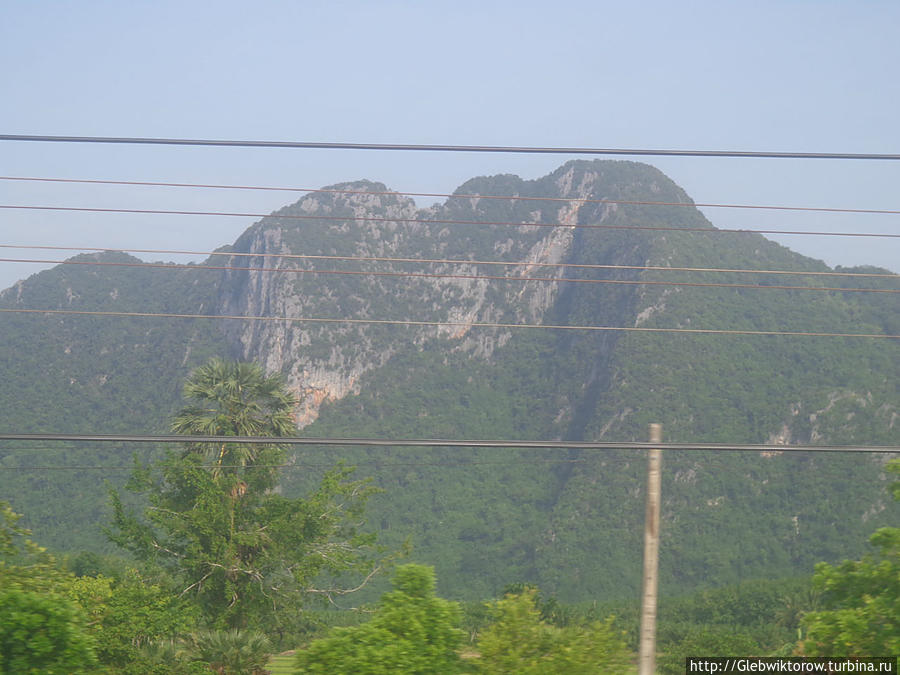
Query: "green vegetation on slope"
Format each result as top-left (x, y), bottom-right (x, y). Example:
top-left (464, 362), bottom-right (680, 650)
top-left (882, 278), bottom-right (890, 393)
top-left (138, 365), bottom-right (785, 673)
top-left (0, 252), bottom-right (230, 551)
top-left (0, 160), bottom-right (896, 609)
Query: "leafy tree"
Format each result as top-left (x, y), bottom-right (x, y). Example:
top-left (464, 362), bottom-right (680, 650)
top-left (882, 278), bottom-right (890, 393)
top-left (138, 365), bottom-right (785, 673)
top-left (0, 501), bottom-right (28, 557)
top-left (0, 501), bottom-right (61, 587)
top-left (295, 564), bottom-right (465, 674)
top-left (800, 459), bottom-right (900, 656)
top-left (0, 588), bottom-right (98, 674)
top-left (67, 569), bottom-right (198, 671)
top-left (108, 359), bottom-right (383, 634)
top-left (475, 588), bottom-right (629, 674)
top-left (0, 501), bottom-right (98, 673)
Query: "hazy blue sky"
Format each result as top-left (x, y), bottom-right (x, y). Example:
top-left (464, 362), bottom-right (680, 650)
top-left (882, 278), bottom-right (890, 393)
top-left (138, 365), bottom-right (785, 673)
top-left (2, 1), bottom-right (898, 291)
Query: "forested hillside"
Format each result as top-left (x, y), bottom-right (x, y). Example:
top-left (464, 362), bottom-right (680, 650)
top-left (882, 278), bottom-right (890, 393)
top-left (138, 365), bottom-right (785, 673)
top-left (0, 252), bottom-right (230, 546)
top-left (1, 159), bottom-right (897, 603)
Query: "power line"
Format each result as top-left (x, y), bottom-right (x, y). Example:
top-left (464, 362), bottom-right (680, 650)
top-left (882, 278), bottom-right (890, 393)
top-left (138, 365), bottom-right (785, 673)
top-left (2, 134), bottom-right (900, 160)
top-left (4, 175), bottom-right (899, 216)
top-left (5, 256), bottom-right (897, 295)
top-left (0, 432), bottom-right (897, 453)
top-left (1, 307), bottom-right (897, 339)
top-left (0, 458), bottom-right (601, 471)
top-left (0, 459), bottom-right (640, 476)
top-left (4, 244), bottom-right (896, 279)
top-left (2, 203), bottom-right (898, 239)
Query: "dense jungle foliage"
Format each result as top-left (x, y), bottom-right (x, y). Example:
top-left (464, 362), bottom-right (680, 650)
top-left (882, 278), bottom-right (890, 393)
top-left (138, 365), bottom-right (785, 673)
top-left (1, 357), bottom-right (897, 671)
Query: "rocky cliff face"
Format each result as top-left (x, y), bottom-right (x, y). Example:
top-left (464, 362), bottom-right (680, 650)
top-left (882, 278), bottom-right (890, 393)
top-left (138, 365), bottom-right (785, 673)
top-left (215, 160), bottom-right (686, 426)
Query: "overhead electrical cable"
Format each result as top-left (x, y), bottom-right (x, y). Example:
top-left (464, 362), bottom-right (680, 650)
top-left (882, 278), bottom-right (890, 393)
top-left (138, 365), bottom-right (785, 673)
top-left (2, 134), bottom-right (900, 160)
top-left (0, 450), bottom-right (596, 466)
top-left (0, 459), bottom-right (600, 470)
top-left (3, 256), bottom-right (896, 295)
top-left (1, 307), bottom-right (897, 339)
top-left (3, 175), bottom-right (899, 217)
top-left (3, 244), bottom-right (895, 279)
top-left (1, 204), bottom-right (897, 239)
top-left (0, 464), bottom-right (588, 472)
top-left (0, 432), bottom-right (897, 453)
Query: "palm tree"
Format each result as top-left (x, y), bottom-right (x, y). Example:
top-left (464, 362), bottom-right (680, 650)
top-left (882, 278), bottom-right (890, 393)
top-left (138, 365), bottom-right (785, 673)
top-left (109, 359), bottom-right (378, 632)
top-left (172, 359), bottom-right (297, 478)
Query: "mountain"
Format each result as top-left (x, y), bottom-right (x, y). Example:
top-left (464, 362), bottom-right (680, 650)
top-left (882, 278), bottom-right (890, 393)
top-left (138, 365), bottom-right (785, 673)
top-left (1, 160), bottom-right (897, 602)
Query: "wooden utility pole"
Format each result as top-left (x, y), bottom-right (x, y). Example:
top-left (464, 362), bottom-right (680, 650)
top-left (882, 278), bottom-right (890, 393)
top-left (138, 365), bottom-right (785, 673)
top-left (639, 423), bottom-right (663, 675)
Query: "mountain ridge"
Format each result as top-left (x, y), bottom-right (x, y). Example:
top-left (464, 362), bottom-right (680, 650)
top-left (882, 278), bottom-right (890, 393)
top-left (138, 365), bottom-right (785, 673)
top-left (1, 159), bottom-right (897, 600)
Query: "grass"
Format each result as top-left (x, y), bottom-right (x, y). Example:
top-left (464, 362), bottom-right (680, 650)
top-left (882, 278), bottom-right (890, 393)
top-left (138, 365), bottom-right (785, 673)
top-left (267, 652), bottom-right (295, 674)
